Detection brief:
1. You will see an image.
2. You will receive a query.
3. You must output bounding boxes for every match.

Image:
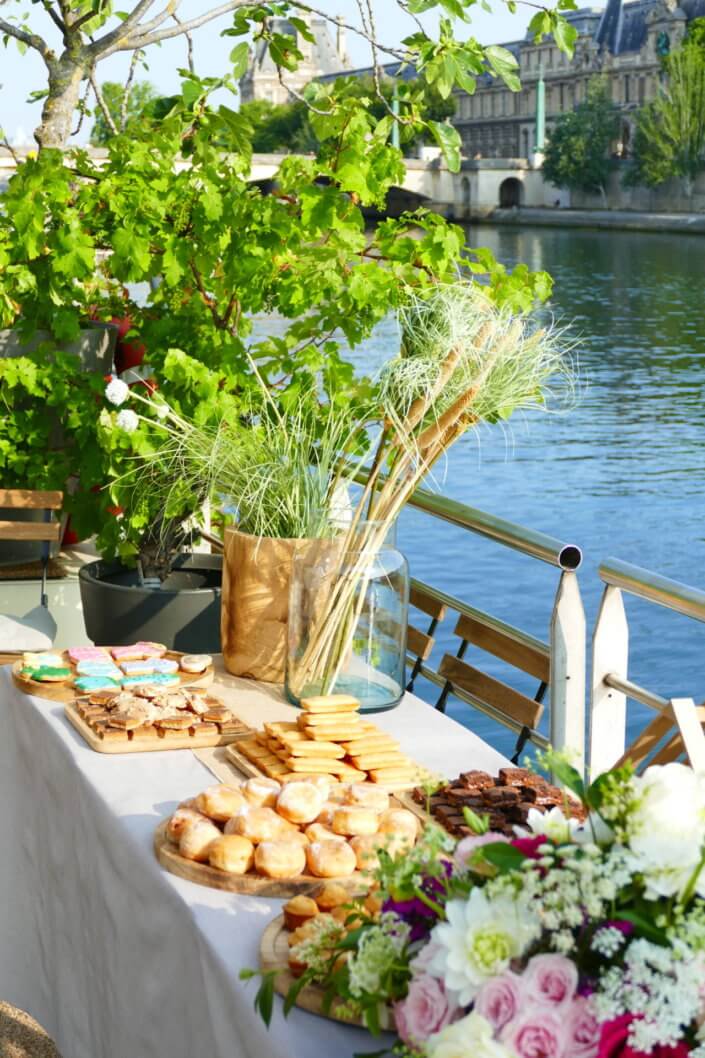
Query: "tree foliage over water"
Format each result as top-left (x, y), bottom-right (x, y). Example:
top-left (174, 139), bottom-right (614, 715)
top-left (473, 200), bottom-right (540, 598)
top-left (542, 77), bottom-right (619, 200)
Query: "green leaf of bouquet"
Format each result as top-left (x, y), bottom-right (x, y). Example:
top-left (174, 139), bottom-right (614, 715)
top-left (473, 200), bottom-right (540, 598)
top-left (617, 910), bottom-right (669, 945)
top-left (283, 972), bottom-right (310, 1016)
top-left (480, 842), bottom-right (528, 871)
top-left (548, 757), bottom-right (586, 802)
top-left (254, 972), bottom-right (275, 1027)
top-left (463, 806), bottom-right (490, 834)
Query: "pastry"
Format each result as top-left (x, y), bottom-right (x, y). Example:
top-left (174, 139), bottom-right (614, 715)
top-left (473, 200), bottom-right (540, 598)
top-left (180, 653), bottom-right (212, 673)
top-left (306, 840), bottom-right (357, 878)
top-left (178, 818), bottom-right (221, 862)
top-left (300, 694), bottom-right (360, 714)
top-left (167, 806), bottom-right (207, 841)
top-left (242, 777), bottom-right (281, 807)
top-left (226, 806), bottom-right (297, 843)
top-left (276, 781), bottom-right (325, 825)
top-left (202, 706), bottom-right (233, 724)
top-left (282, 895), bottom-right (319, 931)
top-left (314, 882), bottom-right (352, 911)
top-left (350, 834), bottom-right (384, 871)
top-left (304, 822), bottom-right (346, 844)
top-left (155, 715), bottom-right (193, 731)
top-left (208, 835), bottom-right (255, 875)
top-left (106, 711), bottom-right (144, 730)
top-left (195, 784), bottom-right (247, 821)
top-left (377, 808), bottom-right (419, 842)
top-left (326, 785), bottom-right (350, 803)
top-left (345, 784), bottom-right (390, 812)
top-left (74, 675), bottom-right (120, 692)
top-left (316, 803), bottom-right (337, 826)
top-left (254, 840), bottom-right (306, 878)
top-left (332, 806), bottom-right (380, 837)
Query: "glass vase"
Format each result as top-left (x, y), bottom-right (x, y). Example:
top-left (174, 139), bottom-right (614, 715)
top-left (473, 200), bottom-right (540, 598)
top-left (285, 525), bottom-right (410, 713)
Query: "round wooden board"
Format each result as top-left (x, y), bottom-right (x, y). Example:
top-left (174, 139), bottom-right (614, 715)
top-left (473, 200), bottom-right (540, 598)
top-left (260, 915), bottom-right (395, 1030)
top-left (154, 820), bottom-right (369, 898)
top-left (12, 649), bottom-right (214, 703)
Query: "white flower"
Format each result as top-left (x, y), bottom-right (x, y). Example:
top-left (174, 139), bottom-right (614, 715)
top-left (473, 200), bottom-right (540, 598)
top-left (154, 400), bottom-right (169, 420)
top-left (516, 806), bottom-right (581, 844)
top-left (105, 377), bottom-right (129, 406)
top-left (627, 763), bottom-right (705, 899)
top-left (429, 890), bottom-right (540, 1006)
top-left (427, 1011), bottom-right (517, 1058)
top-left (347, 914), bottom-right (410, 998)
top-left (116, 409), bottom-right (139, 434)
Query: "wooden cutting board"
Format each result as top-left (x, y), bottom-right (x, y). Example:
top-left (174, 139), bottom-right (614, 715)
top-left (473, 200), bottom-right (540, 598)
top-left (154, 820), bottom-right (369, 897)
top-left (259, 915), bottom-right (395, 1029)
top-left (65, 702), bottom-right (252, 755)
top-left (12, 648), bottom-right (214, 703)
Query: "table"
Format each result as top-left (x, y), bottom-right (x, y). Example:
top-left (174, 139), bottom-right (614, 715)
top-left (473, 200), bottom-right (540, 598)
top-left (0, 662), bottom-right (508, 1058)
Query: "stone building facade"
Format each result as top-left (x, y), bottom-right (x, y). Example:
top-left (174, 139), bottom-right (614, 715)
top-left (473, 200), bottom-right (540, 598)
top-left (453, 0), bottom-right (705, 159)
top-left (239, 14), bottom-right (350, 105)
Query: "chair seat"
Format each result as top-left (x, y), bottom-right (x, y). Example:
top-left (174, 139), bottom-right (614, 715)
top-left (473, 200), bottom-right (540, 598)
top-left (0, 605), bottom-right (57, 651)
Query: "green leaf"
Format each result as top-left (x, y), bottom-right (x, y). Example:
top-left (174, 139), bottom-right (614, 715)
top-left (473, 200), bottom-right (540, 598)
top-left (428, 119), bottom-right (461, 171)
top-left (485, 45), bottom-right (521, 91)
top-left (463, 806), bottom-right (490, 834)
top-left (479, 842), bottom-right (528, 871)
top-left (552, 16), bottom-right (578, 55)
top-left (229, 41), bottom-right (250, 79)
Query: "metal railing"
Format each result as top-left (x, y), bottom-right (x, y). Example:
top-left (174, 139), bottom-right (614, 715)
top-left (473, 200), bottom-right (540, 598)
top-left (402, 486), bottom-right (586, 766)
top-left (589, 558), bottom-right (705, 777)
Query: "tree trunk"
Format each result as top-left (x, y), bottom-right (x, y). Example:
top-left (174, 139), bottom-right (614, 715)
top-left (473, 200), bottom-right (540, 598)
top-left (35, 57), bottom-right (85, 150)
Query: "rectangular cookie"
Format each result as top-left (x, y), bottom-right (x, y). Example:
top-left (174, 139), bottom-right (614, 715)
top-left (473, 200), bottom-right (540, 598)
top-left (282, 740), bottom-right (346, 759)
top-left (300, 694), bottom-right (360, 714)
top-left (349, 752), bottom-right (411, 771)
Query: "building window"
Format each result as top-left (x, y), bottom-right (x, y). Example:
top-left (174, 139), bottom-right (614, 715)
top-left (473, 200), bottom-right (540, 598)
top-left (638, 77), bottom-right (645, 104)
top-left (514, 92), bottom-right (521, 115)
top-left (547, 48), bottom-right (554, 68)
top-left (624, 75), bottom-right (630, 103)
top-left (559, 83), bottom-right (565, 110)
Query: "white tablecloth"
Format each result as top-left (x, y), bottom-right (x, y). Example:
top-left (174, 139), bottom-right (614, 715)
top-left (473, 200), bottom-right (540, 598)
top-left (0, 664), bottom-right (508, 1058)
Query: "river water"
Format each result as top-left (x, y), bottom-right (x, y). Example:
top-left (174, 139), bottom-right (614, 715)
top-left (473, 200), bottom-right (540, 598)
top-left (348, 224), bottom-right (705, 758)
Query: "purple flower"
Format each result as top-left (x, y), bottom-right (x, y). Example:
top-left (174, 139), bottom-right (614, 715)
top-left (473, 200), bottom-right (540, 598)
top-left (383, 871), bottom-right (449, 941)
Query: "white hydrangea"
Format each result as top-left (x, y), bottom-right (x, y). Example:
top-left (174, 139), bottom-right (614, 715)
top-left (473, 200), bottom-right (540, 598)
top-left (116, 409), bottom-right (139, 434)
top-left (105, 377), bottom-right (129, 406)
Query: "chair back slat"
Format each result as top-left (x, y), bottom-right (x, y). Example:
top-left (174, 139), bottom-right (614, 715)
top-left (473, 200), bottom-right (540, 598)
top-left (407, 625), bottom-right (434, 662)
top-left (0, 489), bottom-right (63, 510)
top-left (409, 584), bottom-right (446, 621)
top-left (0, 521), bottom-right (62, 542)
top-left (454, 613), bottom-right (550, 683)
top-left (615, 713), bottom-right (673, 770)
top-left (438, 653), bottom-right (544, 729)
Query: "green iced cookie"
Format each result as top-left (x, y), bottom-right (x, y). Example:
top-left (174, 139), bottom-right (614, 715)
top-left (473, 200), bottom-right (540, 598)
top-left (22, 665), bottom-right (72, 683)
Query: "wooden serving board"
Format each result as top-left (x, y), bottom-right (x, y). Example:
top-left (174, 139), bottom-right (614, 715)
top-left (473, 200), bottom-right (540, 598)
top-left (65, 703), bottom-right (252, 755)
top-left (260, 915), bottom-right (395, 1030)
top-left (154, 821), bottom-right (368, 897)
top-left (12, 648), bottom-right (214, 703)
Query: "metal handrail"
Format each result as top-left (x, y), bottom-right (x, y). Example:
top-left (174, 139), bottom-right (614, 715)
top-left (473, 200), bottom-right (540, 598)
top-left (603, 673), bottom-right (669, 714)
top-left (404, 487), bottom-right (583, 571)
top-left (599, 558), bottom-right (705, 623)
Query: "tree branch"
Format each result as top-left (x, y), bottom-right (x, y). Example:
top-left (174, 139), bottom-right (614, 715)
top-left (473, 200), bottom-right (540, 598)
top-left (89, 68), bottom-right (119, 137)
top-left (0, 16), bottom-right (54, 61)
top-left (71, 77), bottom-right (93, 137)
top-left (120, 49), bottom-right (142, 130)
top-left (39, 1), bottom-right (67, 36)
top-left (85, 0), bottom-right (158, 57)
top-left (172, 11), bottom-right (194, 74)
top-left (120, 1), bottom-right (246, 52)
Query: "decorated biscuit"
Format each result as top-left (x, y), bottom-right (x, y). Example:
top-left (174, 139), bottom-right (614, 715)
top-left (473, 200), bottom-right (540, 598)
top-left (121, 673), bottom-right (180, 689)
top-left (74, 675), bottom-right (121, 692)
top-left (23, 665), bottom-right (72, 683)
top-left (75, 660), bottom-right (123, 678)
top-left (68, 646), bottom-right (110, 663)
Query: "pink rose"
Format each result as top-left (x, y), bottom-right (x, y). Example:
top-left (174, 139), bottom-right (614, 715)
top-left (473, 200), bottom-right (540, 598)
top-left (502, 1008), bottom-right (568, 1058)
top-left (522, 954), bottom-right (578, 1008)
top-left (598, 1015), bottom-right (690, 1058)
top-left (474, 972), bottom-right (522, 1032)
top-left (394, 973), bottom-right (457, 1047)
top-left (454, 832), bottom-right (509, 870)
top-left (566, 997), bottom-right (602, 1058)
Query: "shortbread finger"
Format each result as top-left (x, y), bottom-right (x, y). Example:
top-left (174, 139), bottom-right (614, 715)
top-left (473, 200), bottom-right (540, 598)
top-left (300, 694), bottom-right (360, 714)
top-left (300, 710), bottom-right (362, 728)
top-left (340, 736), bottom-right (400, 754)
top-left (284, 757), bottom-right (354, 775)
top-left (303, 725), bottom-right (363, 742)
top-left (238, 740), bottom-right (271, 760)
top-left (369, 766), bottom-right (419, 783)
top-left (283, 740), bottom-right (346, 759)
top-left (350, 752), bottom-right (411, 771)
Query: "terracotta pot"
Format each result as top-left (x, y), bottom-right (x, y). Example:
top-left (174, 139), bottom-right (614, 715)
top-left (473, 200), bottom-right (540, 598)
top-left (221, 529), bottom-right (302, 683)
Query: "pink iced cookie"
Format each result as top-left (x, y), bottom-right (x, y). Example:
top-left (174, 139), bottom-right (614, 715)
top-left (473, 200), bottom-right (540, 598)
top-left (135, 641), bottom-right (167, 659)
top-left (68, 646), bottom-right (110, 663)
top-left (112, 642), bottom-right (167, 661)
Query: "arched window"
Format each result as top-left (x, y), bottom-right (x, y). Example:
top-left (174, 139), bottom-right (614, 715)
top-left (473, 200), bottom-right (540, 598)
top-left (499, 177), bottom-right (523, 208)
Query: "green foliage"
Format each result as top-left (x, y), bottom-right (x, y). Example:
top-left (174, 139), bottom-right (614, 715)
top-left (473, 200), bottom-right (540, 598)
top-left (687, 17), bottom-right (705, 50)
top-left (629, 43), bottom-right (705, 194)
top-left (543, 76), bottom-right (619, 196)
top-left (89, 80), bottom-right (160, 146)
top-left (240, 98), bottom-right (317, 154)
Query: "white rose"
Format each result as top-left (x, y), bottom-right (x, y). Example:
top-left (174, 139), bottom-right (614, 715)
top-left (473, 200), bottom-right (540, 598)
top-left (627, 763), bottom-right (705, 899)
top-left (427, 1012), bottom-right (518, 1058)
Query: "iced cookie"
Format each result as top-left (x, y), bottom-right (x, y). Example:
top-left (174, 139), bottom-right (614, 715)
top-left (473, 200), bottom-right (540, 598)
top-left (68, 646), bottom-right (110, 663)
top-left (180, 654), bottom-right (212, 674)
top-left (75, 660), bottom-right (123, 678)
top-left (23, 666), bottom-right (72, 683)
top-left (121, 658), bottom-right (179, 677)
top-left (74, 676), bottom-right (121, 692)
top-left (121, 673), bottom-right (180, 689)
top-left (22, 652), bottom-right (64, 669)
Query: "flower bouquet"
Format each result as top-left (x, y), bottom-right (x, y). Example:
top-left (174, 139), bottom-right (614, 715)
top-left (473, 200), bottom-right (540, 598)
top-left (246, 757), bottom-right (705, 1058)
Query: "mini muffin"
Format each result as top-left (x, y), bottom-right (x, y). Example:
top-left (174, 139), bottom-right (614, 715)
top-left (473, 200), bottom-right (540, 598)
top-left (208, 835), bottom-right (255, 875)
top-left (283, 894), bottom-right (319, 931)
top-left (314, 882), bottom-right (353, 912)
top-left (254, 840), bottom-right (306, 879)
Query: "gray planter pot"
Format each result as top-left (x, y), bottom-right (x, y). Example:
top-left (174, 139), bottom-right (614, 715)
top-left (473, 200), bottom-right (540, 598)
top-left (0, 321), bottom-right (118, 372)
top-left (79, 554), bottom-right (223, 653)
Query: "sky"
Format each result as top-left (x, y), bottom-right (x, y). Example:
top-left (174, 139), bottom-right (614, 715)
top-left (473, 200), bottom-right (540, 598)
top-left (0, 0), bottom-right (550, 145)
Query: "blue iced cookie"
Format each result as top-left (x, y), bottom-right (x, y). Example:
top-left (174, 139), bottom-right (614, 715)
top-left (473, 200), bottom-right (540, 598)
top-left (74, 676), bottom-right (121, 692)
top-left (121, 673), bottom-right (180, 689)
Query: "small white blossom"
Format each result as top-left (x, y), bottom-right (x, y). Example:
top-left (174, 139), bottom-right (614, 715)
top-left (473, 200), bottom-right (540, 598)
top-left (105, 377), bottom-right (129, 406)
top-left (347, 915), bottom-right (410, 999)
top-left (116, 409), bottom-right (139, 434)
top-left (592, 926), bottom-right (627, 958)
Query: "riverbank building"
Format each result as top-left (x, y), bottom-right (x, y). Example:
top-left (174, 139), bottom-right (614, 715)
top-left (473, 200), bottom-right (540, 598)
top-left (455, 0), bottom-right (705, 159)
top-left (239, 14), bottom-right (351, 105)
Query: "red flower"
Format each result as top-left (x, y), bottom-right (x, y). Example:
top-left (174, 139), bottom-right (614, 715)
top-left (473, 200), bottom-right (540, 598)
top-left (598, 1015), bottom-right (691, 1058)
top-left (511, 835), bottom-right (546, 859)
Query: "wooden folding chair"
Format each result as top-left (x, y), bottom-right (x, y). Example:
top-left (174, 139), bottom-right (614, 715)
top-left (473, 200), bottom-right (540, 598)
top-left (0, 489), bottom-right (63, 653)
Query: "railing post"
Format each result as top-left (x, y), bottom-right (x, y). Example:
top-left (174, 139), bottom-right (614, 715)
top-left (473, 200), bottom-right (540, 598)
top-left (550, 570), bottom-right (586, 773)
top-left (589, 584), bottom-right (628, 779)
